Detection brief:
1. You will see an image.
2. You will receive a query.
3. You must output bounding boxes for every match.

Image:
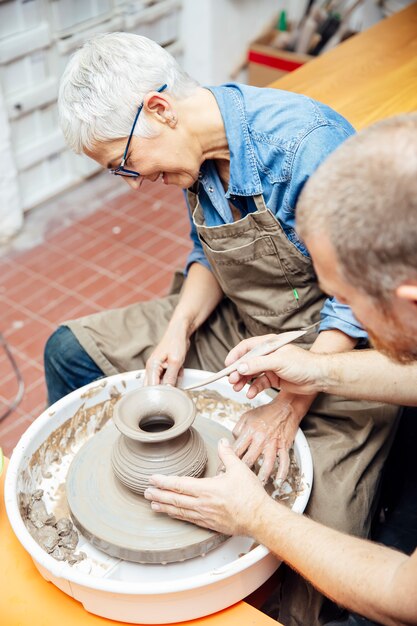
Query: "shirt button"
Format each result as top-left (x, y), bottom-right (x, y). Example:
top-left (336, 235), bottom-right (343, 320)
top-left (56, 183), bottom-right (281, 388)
top-left (208, 186), bottom-right (214, 193)
top-left (198, 172), bottom-right (203, 180)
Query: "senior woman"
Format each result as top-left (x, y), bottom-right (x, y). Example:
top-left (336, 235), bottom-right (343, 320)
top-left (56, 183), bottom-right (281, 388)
top-left (46, 33), bottom-right (398, 626)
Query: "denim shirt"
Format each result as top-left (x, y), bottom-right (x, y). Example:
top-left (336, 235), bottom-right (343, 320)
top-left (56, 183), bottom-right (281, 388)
top-left (184, 83), bottom-right (366, 340)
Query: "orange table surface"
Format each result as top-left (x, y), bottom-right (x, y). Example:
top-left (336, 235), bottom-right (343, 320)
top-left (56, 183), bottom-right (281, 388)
top-left (0, 459), bottom-right (279, 626)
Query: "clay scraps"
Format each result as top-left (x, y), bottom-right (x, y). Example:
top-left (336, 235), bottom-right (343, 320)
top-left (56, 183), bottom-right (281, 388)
top-left (19, 488), bottom-right (86, 566)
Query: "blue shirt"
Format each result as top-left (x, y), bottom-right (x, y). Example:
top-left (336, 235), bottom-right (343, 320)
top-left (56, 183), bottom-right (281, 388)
top-left (184, 83), bottom-right (366, 341)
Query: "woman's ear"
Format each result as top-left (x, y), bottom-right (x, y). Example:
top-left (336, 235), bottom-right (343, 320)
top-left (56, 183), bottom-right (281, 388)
top-left (143, 92), bottom-right (177, 128)
top-left (396, 284), bottom-right (417, 305)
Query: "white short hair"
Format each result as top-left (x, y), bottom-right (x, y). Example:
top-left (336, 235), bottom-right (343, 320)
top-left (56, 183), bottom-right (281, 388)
top-left (59, 32), bottom-right (199, 153)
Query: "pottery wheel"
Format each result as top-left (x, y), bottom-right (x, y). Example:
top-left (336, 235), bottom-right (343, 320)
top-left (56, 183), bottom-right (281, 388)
top-left (66, 415), bottom-right (234, 564)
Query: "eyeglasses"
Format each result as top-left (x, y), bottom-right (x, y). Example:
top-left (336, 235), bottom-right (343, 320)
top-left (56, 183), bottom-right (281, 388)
top-left (109, 83), bottom-right (168, 178)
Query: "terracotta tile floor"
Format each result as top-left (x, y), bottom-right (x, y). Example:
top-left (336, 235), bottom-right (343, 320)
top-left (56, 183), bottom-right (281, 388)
top-left (0, 179), bottom-right (190, 457)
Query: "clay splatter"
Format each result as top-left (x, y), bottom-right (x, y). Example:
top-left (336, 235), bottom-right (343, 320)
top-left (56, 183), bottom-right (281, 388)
top-left (18, 390), bottom-right (122, 564)
top-left (20, 489), bottom-right (86, 565)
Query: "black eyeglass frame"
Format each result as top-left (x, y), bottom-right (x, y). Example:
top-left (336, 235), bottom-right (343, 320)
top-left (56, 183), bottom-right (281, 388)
top-left (109, 83), bottom-right (168, 178)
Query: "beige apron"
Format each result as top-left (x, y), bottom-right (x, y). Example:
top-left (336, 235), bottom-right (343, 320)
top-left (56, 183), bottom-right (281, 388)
top-left (67, 190), bottom-right (399, 626)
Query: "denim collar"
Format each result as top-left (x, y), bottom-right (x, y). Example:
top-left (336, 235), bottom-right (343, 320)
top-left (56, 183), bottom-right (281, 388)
top-left (206, 85), bottom-right (263, 198)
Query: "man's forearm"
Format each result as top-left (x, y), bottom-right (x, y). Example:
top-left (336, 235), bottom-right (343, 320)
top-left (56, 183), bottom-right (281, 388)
top-left (321, 350), bottom-right (417, 405)
top-left (170, 263), bottom-right (223, 336)
top-left (251, 499), bottom-right (417, 626)
top-left (280, 329), bottom-right (358, 416)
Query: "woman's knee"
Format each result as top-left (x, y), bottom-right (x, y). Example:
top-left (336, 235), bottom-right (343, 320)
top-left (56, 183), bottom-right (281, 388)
top-left (44, 326), bottom-right (105, 404)
top-left (44, 326), bottom-right (83, 372)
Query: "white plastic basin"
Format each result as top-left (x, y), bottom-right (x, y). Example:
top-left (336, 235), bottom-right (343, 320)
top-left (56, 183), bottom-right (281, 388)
top-left (5, 369), bottom-right (313, 624)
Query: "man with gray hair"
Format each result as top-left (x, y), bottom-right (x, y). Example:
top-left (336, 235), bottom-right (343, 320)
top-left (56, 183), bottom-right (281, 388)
top-left (46, 33), bottom-right (400, 625)
top-left (146, 115), bottom-right (417, 626)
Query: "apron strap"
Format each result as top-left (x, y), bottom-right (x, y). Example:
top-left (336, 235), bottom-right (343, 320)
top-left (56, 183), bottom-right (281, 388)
top-left (189, 191), bottom-right (203, 226)
top-left (253, 194), bottom-right (268, 212)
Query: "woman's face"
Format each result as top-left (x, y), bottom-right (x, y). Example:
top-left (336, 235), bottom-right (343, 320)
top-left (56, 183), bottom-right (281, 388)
top-left (92, 133), bottom-right (200, 190)
top-left (86, 93), bottom-right (202, 190)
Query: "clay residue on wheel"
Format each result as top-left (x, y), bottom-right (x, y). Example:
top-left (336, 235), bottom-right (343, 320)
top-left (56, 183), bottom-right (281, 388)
top-left (22, 385), bottom-right (122, 489)
top-left (20, 488), bottom-right (86, 565)
top-left (19, 384), bottom-right (302, 563)
top-left (190, 389), bottom-right (252, 424)
top-left (18, 385), bottom-right (123, 564)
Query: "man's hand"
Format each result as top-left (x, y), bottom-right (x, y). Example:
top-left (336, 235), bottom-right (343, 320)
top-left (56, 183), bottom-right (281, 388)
top-left (232, 391), bottom-right (313, 484)
top-left (145, 318), bottom-right (190, 386)
top-left (226, 340), bottom-right (327, 397)
top-left (225, 330), bottom-right (359, 482)
top-left (225, 338), bottom-right (320, 484)
top-left (144, 438), bottom-right (269, 536)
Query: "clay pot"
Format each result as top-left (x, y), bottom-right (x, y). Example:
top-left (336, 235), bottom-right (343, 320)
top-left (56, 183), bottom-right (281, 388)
top-left (111, 385), bottom-right (208, 494)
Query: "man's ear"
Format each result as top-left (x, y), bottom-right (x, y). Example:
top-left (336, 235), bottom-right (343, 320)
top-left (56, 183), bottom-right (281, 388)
top-left (396, 284), bottom-right (417, 305)
top-left (143, 92), bottom-right (177, 127)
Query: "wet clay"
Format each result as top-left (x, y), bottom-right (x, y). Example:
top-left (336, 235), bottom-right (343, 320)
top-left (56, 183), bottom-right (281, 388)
top-left (112, 427), bottom-right (208, 495)
top-left (21, 382), bottom-right (121, 485)
top-left (20, 489), bottom-right (86, 565)
top-left (21, 381), bottom-right (302, 566)
top-left (111, 385), bottom-right (208, 494)
top-left (66, 416), bottom-right (234, 564)
top-left (18, 382), bottom-right (122, 564)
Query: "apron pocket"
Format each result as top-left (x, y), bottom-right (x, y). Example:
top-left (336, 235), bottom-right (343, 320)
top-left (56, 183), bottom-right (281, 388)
top-left (199, 233), bottom-right (300, 322)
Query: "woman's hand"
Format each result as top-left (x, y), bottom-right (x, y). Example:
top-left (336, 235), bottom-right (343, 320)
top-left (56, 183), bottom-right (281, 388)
top-left (225, 337), bottom-right (316, 484)
top-left (145, 318), bottom-right (190, 386)
top-left (144, 438), bottom-right (270, 536)
top-left (145, 264), bottom-right (224, 386)
top-left (232, 392), bottom-right (313, 484)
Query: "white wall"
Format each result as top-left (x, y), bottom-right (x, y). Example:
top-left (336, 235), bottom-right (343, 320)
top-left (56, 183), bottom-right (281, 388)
top-left (0, 86), bottom-right (22, 242)
top-left (181, 0), bottom-right (308, 85)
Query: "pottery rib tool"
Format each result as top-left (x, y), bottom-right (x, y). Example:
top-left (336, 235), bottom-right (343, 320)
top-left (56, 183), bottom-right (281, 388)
top-left (183, 322), bottom-right (320, 391)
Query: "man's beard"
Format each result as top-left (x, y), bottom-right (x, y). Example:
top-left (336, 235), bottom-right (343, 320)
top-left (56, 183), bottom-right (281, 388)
top-left (368, 327), bottom-right (417, 364)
